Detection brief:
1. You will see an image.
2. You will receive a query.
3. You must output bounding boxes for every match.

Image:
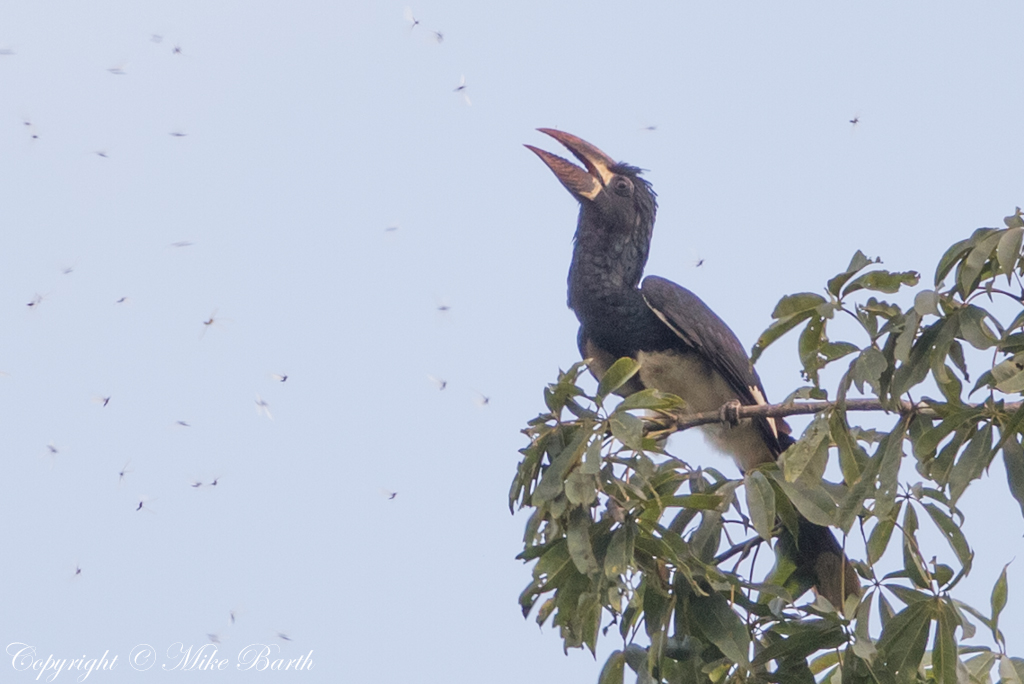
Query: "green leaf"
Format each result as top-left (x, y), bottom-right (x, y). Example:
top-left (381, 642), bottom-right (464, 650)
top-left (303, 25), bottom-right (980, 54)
top-left (566, 507), bottom-right (601, 577)
top-left (1001, 332), bottom-right (1024, 354)
top-left (603, 523), bottom-right (635, 580)
top-left (659, 494), bottom-right (725, 510)
top-left (533, 427), bottom-right (590, 505)
top-left (836, 461), bottom-right (875, 534)
top-left (752, 621), bottom-right (845, 668)
top-left (965, 651), bottom-right (996, 684)
top-left (930, 428), bottom-right (971, 489)
top-left (933, 563), bottom-right (954, 587)
top-left (689, 592), bottom-right (750, 667)
top-left (850, 426), bottom-right (887, 445)
top-left (885, 583), bottom-right (932, 605)
top-left (615, 388), bottom-right (684, 412)
top-left (992, 403), bottom-right (1024, 472)
top-left (809, 651), bottom-right (840, 675)
top-left (597, 357), bottom-right (642, 401)
top-left (820, 340), bottom-right (859, 362)
top-left (914, 406), bottom-right (985, 461)
top-left (855, 299), bottom-right (888, 339)
top-left (851, 347), bottom-right (888, 395)
top-left (781, 412), bottom-right (831, 482)
top-left (531, 538), bottom-right (568, 574)
top-left (794, 315), bottom-right (827, 385)
top-left (894, 309), bottom-right (921, 364)
top-left (564, 398), bottom-right (600, 420)
top-left (688, 510), bottom-right (724, 563)
top-left (948, 599), bottom-right (978, 641)
top-left (877, 600), bottom-right (933, 683)
top-left (914, 289), bottom-right (941, 317)
top-left (772, 292), bottom-right (829, 318)
top-left (622, 644), bottom-right (647, 675)
top-left (745, 470), bottom-right (776, 541)
top-left (582, 438), bottom-right (602, 475)
top-left (609, 412), bottom-right (644, 451)
top-left (935, 237), bottom-right (973, 286)
top-left (959, 305), bottom-right (1000, 351)
top-left (544, 363), bottom-right (588, 412)
top-left (578, 591), bottom-right (601, 655)
top-left (970, 369), bottom-right (995, 396)
top-left (997, 227), bottom-right (1024, 277)
top-left (828, 250), bottom-right (877, 296)
top-left (932, 599), bottom-right (960, 684)
top-left (875, 416), bottom-right (910, 520)
top-left (867, 502), bottom-right (902, 565)
top-left (782, 385), bottom-right (828, 403)
top-left (948, 422), bottom-right (994, 506)
top-left (830, 410), bottom-right (867, 484)
top-left (878, 591), bottom-right (896, 627)
top-left (949, 340), bottom-right (970, 380)
top-left (1009, 309), bottom-right (1024, 336)
top-left (535, 597), bottom-right (559, 628)
top-left (1003, 436), bottom-right (1024, 520)
top-left (771, 478), bottom-right (800, 540)
top-left (768, 471), bottom-right (836, 526)
top-left (1007, 207), bottom-right (1024, 229)
top-left (597, 651), bottom-right (625, 684)
top-left (991, 353), bottom-right (1024, 394)
top-left (852, 591), bottom-right (878, 661)
top-left (901, 504), bottom-right (931, 589)
top-left (752, 293), bottom-right (828, 362)
top-left (843, 269), bottom-right (920, 297)
top-left (960, 229), bottom-right (1003, 295)
top-left (991, 563), bottom-right (1009, 632)
top-left (921, 503), bottom-right (972, 571)
top-left (1000, 657), bottom-right (1024, 684)
top-left (565, 471), bottom-right (598, 505)
top-left (891, 319), bottom-right (939, 399)
top-left (752, 316), bottom-right (807, 364)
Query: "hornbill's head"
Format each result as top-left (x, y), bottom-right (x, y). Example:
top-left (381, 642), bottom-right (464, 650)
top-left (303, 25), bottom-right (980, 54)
top-left (525, 129), bottom-right (657, 238)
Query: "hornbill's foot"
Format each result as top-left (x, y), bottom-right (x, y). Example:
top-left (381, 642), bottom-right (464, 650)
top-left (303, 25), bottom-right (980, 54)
top-left (720, 400), bottom-right (742, 426)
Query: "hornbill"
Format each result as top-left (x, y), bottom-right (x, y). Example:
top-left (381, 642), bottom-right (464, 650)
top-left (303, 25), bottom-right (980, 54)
top-left (526, 129), bottom-right (860, 608)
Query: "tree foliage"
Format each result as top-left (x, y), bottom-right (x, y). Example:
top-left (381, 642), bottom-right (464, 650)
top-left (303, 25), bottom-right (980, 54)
top-left (511, 210), bottom-right (1024, 684)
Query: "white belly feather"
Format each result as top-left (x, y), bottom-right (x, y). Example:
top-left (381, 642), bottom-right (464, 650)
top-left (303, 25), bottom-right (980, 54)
top-left (636, 349), bottom-right (775, 470)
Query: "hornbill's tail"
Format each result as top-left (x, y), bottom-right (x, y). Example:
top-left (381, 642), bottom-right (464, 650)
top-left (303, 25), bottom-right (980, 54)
top-left (777, 517), bottom-right (861, 610)
top-left (775, 432), bottom-right (860, 608)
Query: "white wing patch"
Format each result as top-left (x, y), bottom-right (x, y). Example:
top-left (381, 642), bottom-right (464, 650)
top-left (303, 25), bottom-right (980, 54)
top-left (644, 296), bottom-right (690, 341)
top-left (747, 385), bottom-right (778, 438)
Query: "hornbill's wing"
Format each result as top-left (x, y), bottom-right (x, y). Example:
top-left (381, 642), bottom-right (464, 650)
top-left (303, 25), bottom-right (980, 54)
top-left (642, 276), bottom-right (859, 604)
top-left (640, 275), bottom-right (789, 459)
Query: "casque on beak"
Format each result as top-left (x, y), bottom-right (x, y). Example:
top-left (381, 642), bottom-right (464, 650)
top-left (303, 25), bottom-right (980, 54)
top-left (524, 129), bottom-right (618, 201)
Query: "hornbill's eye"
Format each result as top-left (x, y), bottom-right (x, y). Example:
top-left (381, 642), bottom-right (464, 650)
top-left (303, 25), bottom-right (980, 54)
top-left (612, 177), bottom-right (633, 196)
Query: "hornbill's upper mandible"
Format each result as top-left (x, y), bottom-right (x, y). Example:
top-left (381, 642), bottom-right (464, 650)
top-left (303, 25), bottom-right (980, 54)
top-left (526, 128), bottom-right (860, 608)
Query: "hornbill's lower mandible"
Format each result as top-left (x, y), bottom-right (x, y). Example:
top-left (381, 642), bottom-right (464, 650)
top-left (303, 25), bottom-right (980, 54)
top-left (526, 128), bottom-right (860, 608)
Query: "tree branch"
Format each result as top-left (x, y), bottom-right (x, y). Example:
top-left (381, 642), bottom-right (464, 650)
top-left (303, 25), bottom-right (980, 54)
top-left (662, 397), bottom-right (1019, 432)
top-left (714, 534), bottom-right (765, 564)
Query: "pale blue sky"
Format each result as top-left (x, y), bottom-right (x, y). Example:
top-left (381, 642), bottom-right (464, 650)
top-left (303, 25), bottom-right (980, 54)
top-left (2, 1), bottom-right (1024, 681)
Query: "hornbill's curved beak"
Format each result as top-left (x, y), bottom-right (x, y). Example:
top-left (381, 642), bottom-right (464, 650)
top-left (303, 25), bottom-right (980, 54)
top-left (525, 129), bottom-right (618, 201)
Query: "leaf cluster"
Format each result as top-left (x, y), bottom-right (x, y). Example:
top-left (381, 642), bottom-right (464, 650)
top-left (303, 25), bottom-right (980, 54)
top-left (513, 211), bottom-right (1024, 684)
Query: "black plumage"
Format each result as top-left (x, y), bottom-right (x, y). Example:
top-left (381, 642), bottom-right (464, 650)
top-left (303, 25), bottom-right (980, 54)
top-left (526, 128), bottom-right (859, 608)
